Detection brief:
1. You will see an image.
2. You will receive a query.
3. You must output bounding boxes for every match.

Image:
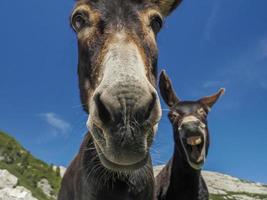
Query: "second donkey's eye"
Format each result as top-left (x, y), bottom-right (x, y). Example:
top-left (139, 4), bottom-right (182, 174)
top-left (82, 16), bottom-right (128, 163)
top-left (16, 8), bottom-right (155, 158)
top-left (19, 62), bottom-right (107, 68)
top-left (150, 15), bottom-right (163, 34)
top-left (72, 12), bottom-right (89, 32)
top-left (197, 108), bottom-right (206, 116)
top-left (169, 111), bottom-right (180, 121)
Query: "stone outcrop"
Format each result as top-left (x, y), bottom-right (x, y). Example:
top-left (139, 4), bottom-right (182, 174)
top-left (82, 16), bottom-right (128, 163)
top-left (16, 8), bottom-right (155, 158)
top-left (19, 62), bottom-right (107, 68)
top-left (154, 166), bottom-right (267, 200)
top-left (52, 165), bottom-right (66, 178)
top-left (37, 178), bottom-right (56, 199)
top-left (0, 186), bottom-right (38, 200)
top-left (0, 169), bottom-right (37, 200)
top-left (0, 169), bottom-right (18, 189)
top-left (203, 171), bottom-right (267, 196)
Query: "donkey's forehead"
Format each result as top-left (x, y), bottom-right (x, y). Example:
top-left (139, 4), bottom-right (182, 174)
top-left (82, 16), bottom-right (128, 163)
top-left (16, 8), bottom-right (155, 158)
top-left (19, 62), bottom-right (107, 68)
top-left (173, 101), bottom-right (203, 114)
top-left (76, 0), bottom-right (157, 15)
top-left (74, 0), bottom-right (161, 34)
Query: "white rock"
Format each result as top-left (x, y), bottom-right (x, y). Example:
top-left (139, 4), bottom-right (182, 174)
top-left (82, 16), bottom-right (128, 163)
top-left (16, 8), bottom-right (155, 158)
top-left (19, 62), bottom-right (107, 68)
top-left (153, 166), bottom-right (267, 199)
top-left (0, 186), bottom-right (37, 200)
top-left (0, 169), bottom-right (37, 200)
top-left (52, 166), bottom-right (66, 178)
top-left (153, 165), bottom-right (164, 177)
top-left (231, 195), bottom-right (260, 200)
top-left (37, 178), bottom-right (54, 199)
top-left (202, 170), bottom-right (267, 195)
top-left (0, 170), bottom-right (18, 189)
top-left (0, 156), bottom-right (4, 162)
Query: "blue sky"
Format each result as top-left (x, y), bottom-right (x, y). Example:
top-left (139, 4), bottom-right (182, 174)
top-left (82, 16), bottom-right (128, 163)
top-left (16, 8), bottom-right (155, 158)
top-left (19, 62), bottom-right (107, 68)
top-left (0, 0), bottom-right (267, 183)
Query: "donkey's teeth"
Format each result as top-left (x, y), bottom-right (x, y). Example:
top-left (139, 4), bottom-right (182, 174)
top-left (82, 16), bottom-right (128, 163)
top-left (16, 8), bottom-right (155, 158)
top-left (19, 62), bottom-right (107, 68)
top-left (197, 155), bottom-right (204, 163)
top-left (187, 137), bottom-right (202, 146)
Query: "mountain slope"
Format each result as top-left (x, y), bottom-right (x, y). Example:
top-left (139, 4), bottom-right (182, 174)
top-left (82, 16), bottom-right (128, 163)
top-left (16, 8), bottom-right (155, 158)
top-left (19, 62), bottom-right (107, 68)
top-left (154, 166), bottom-right (267, 200)
top-left (0, 131), bottom-right (62, 200)
top-left (1, 130), bottom-right (267, 200)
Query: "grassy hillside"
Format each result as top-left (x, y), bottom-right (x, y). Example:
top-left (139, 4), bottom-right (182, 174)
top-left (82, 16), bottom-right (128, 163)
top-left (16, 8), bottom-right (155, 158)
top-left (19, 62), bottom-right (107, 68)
top-left (210, 193), bottom-right (267, 200)
top-left (0, 131), bottom-right (62, 200)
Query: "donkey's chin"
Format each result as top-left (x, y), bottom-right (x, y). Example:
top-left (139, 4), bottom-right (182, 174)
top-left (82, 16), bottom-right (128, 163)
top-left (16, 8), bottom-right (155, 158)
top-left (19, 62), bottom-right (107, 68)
top-left (91, 125), bottom-right (149, 172)
top-left (99, 149), bottom-right (148, 172)
top-left (95, 143), bottom-right (149, 172)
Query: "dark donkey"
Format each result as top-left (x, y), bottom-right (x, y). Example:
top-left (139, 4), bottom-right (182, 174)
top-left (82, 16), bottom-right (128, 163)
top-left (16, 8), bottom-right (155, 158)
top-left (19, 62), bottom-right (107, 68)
top-left (155, 71), bottom-right (224, 200)
top-left (58, 1), bottom-right (182, 200)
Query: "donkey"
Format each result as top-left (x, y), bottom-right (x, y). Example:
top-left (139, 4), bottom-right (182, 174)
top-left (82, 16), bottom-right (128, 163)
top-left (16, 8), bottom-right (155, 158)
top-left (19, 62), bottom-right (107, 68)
top-left (58, 1), bottom-right (183, 200)
top-left (155, 71), bottom-right (224, 200)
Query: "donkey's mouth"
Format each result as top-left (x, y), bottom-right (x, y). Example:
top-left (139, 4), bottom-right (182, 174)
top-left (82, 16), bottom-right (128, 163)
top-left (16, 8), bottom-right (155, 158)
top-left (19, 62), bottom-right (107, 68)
top-left (91, 124), bottom-right (149, 171)
top-left (185, 136), bottom-right (204, 161)
top-left (96, 145), bottom-right (149, 172)
top-left (181, 134), bottom-right (206, 170)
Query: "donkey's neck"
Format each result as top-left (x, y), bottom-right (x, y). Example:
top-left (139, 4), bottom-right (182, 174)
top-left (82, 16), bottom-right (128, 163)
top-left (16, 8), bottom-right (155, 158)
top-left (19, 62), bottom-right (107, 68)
top-left (78, 132), bottom-right (155, 200)
top-left (167, 145), bottom-right (201, 199)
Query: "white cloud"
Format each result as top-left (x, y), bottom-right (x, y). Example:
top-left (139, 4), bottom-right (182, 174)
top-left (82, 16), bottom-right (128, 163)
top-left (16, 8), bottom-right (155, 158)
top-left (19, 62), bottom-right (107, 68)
top-left (203, 80), bottom-right (226, 89)
top-left (208, 38), bottom-right (267, 92)
top-left (203, 1), bottom-right (221, 41)
top-left (260, 38), bottom-right (267, 57)
top-left (40, 112), bottom-right (71, 136)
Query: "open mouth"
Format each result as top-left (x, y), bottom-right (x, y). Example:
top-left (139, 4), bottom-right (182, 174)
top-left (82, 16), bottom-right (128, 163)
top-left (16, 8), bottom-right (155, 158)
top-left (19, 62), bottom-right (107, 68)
top-left (180, 134), bottom-right (206, 170)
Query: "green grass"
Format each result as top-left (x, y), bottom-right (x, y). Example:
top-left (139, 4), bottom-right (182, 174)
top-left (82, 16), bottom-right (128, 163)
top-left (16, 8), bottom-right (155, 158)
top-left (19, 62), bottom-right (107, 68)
top-left (210, 191), bottom-right (267, 200)
top-left (0, 131), bottom-right (62, 200)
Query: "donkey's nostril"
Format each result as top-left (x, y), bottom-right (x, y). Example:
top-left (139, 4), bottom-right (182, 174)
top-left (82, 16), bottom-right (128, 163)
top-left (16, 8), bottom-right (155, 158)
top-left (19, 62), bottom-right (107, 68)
top-left (93, 89), bottom-right (160, 128)
top-left (144, 93), bottom-right (157, 120)
top-left (94, 94), bottom-right (112, 124)
top-left (135, 92), bottom-right (157, 123)
top-left (182, 120), bottom-right (202, 132)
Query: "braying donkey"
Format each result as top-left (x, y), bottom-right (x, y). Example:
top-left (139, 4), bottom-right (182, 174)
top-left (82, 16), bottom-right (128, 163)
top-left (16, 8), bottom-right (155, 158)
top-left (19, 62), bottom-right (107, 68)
top-left (155, 70), bottom-right (224, 200)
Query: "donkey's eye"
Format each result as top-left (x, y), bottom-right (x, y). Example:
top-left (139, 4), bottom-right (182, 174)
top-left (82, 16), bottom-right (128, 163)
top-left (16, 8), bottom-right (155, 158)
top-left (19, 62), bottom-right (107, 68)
top-left (150, 15), bottom-right (163, 34)
top-left (169, 112), bottom-right (180, 121)
top-left (197, 108), bottom-right (206, 116)
top-left (72, 12), bottom-right (89, 32)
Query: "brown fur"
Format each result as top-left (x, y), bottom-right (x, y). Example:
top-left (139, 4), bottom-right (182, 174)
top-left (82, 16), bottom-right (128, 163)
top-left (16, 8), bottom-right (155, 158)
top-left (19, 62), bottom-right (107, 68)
top-left (59, 1), bottom-right (183, 200)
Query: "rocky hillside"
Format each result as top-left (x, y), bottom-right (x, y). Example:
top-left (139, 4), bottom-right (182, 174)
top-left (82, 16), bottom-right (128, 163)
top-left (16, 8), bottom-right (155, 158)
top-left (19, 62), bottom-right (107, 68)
top-left (154, 166), bottom-right (267, 200)
top-left (0, 131), bottom-right (62, 200)
top-left (0, 169), bottom-right (37, 200)
top-left (1, 130), bottom-right (267, 200)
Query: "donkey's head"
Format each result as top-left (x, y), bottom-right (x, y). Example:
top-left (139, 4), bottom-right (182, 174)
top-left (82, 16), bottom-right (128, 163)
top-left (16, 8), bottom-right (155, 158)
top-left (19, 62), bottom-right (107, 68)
top-left (159, 71), bottom-right (224, 170)
top-left (71, 0), bottom-right (182, 171)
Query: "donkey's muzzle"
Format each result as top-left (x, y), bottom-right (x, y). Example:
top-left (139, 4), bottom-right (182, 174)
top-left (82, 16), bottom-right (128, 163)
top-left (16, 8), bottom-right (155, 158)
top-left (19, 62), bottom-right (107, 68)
top-left (94, 90), bottom-right (158, 126)
top-left (178, 116), bottom-right (207, 170)
top-left (180, 121), bottom-right (202, 133)
top-left (91, 78), bottom-right (162, 127)
top-left (88, 84), bottom-right (161, 169)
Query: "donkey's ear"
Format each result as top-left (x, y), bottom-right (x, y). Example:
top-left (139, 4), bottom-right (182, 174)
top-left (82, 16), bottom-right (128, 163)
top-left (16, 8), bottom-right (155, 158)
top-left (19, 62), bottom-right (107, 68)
top-left (159, 70), bottom-right (180, 108)
top-left (199, 88), bottom-right (225, 109)
top-left (154, 0), bottom-right (182, 16)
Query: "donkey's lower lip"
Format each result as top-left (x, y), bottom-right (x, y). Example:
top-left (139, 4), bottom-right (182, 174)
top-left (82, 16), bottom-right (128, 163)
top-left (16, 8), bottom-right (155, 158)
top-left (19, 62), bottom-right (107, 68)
top-left (95, 142), bottom-right (149, 171)
top-left (91, 124), bottom-right (149, 171)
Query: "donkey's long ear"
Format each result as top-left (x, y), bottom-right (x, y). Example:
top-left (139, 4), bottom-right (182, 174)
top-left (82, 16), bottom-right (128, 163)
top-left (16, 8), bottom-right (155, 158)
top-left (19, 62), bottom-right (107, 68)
top-left (154, 0), bottom-right (182, 16)
top-left (159, 70), bottom-right (180, 108)
top-left (199, 88), bottom-right (225, 109)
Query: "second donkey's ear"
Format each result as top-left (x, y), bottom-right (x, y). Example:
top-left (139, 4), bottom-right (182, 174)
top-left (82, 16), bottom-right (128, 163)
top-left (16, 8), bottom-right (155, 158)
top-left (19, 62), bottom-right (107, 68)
top-left (159, 70), bottom-right (180, 108)
top-left (198, 88), bottom-right (225, 109)
top-left (154, 0), bottom-right (183, 16)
